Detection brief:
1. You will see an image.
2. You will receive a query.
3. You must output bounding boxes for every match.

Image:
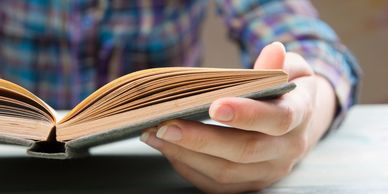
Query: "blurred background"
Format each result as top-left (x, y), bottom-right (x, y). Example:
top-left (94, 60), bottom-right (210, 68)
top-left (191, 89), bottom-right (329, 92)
top-left (202, 0), bottom-right (388, 104)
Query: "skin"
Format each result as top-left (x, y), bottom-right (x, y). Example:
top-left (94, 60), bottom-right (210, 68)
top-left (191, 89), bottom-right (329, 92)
top-left (140, 42), bottom-right (336, 193)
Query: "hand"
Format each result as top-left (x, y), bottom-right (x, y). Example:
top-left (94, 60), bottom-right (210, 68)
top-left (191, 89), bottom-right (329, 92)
top-left (140, 42), bottom-right (336, 193)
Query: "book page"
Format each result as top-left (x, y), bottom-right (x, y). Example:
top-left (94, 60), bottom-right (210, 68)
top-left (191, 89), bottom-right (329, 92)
top-left (0, 79), bottom-right (56, 122)
top-left (56, 75), bottom-right (289, 141)
top-left (59, 67), bottom-right (284, 125)
top-left (59, 67), bottom-right (190, 123)
top-left (56, 68), bottom-right (289, 140)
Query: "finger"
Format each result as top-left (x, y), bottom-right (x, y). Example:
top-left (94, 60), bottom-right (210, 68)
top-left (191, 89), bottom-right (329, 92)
top-left (254, 42), bottom-right (286, 69)
top-left (209, 96), bottom-right (305, 136)
top-left (168, 158), bottom-right (268, 194)
top-left (254, 42), bottom-right (314, 81)
top-left (153, 119), bottom-right (287, 163)
top-left (142, 129), bottom-right (274, 184)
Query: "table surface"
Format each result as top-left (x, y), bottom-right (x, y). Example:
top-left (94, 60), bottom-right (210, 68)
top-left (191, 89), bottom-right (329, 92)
top-left (0, 105), bottom-right (388, 194)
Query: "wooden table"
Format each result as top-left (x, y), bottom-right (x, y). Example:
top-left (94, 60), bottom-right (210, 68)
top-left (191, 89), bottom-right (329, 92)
top-left (0, 105), bottom-right (387, 193)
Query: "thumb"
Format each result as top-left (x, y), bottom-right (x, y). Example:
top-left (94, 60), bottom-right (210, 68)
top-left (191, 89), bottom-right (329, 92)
top-left (254, 42), bottom-right (286, 70)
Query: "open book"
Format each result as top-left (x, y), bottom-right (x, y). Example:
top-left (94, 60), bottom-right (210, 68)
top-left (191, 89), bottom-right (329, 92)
top-left (0, 67), bottom-right (295, 159)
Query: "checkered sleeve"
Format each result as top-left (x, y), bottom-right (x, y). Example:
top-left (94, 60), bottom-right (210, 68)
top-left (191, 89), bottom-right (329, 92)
top-left (215, 0), bottom-right (362, 129)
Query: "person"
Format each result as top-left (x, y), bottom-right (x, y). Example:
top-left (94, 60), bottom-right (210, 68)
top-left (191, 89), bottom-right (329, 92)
top-left (0, 0), bottom-right (360, 193)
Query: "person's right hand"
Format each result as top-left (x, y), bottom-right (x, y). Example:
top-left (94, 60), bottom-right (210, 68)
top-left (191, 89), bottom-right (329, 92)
top-left (141, 42), bottom-right (336, 193)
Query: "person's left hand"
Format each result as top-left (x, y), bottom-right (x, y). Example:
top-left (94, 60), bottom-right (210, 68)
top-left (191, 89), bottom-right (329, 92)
top-left (140, 42), bottom-right (336, 193)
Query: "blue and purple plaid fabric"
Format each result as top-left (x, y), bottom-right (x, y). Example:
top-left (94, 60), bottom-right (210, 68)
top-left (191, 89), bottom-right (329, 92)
top-left (0, 0), bottom-right (360, 126)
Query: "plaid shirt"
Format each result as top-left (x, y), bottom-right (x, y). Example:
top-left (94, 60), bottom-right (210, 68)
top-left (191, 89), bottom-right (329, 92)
top-left (0, 0), bottom-right (360, 127)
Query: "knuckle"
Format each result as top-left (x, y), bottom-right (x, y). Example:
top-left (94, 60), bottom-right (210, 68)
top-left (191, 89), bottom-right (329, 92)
top-left (190, 133), bottom-right (209, 152)
top-left (163, 146), bottom-right (184, 161)
top-left (288, 134), bottom-right (309, 159)
top-left (245, 115), bottom-right (258, 130)
top-left (213, 162), bottom-right (239, 184)
top-left (238, 108), bottom-right (260, 131)
top-left (275, 104), bottom-right (295, 136)
top-left (276, 163), bottom-right (293, 179)
top-left (237, 134), bottom-right (263, 163)
top-left (234, 100), bottom-right (262, 131)
top-left (269, 162), bottom-right (293, 182)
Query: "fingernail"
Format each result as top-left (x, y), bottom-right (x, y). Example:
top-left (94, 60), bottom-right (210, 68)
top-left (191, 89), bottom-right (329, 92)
top-left (210, 103), bottom-right (234, 122)
top-left (156, 125), bottom-right (182, 142)
top-left (141, 131), bottom-right (164, 149)
top-left (140, 131), bottom-right (149, 142)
